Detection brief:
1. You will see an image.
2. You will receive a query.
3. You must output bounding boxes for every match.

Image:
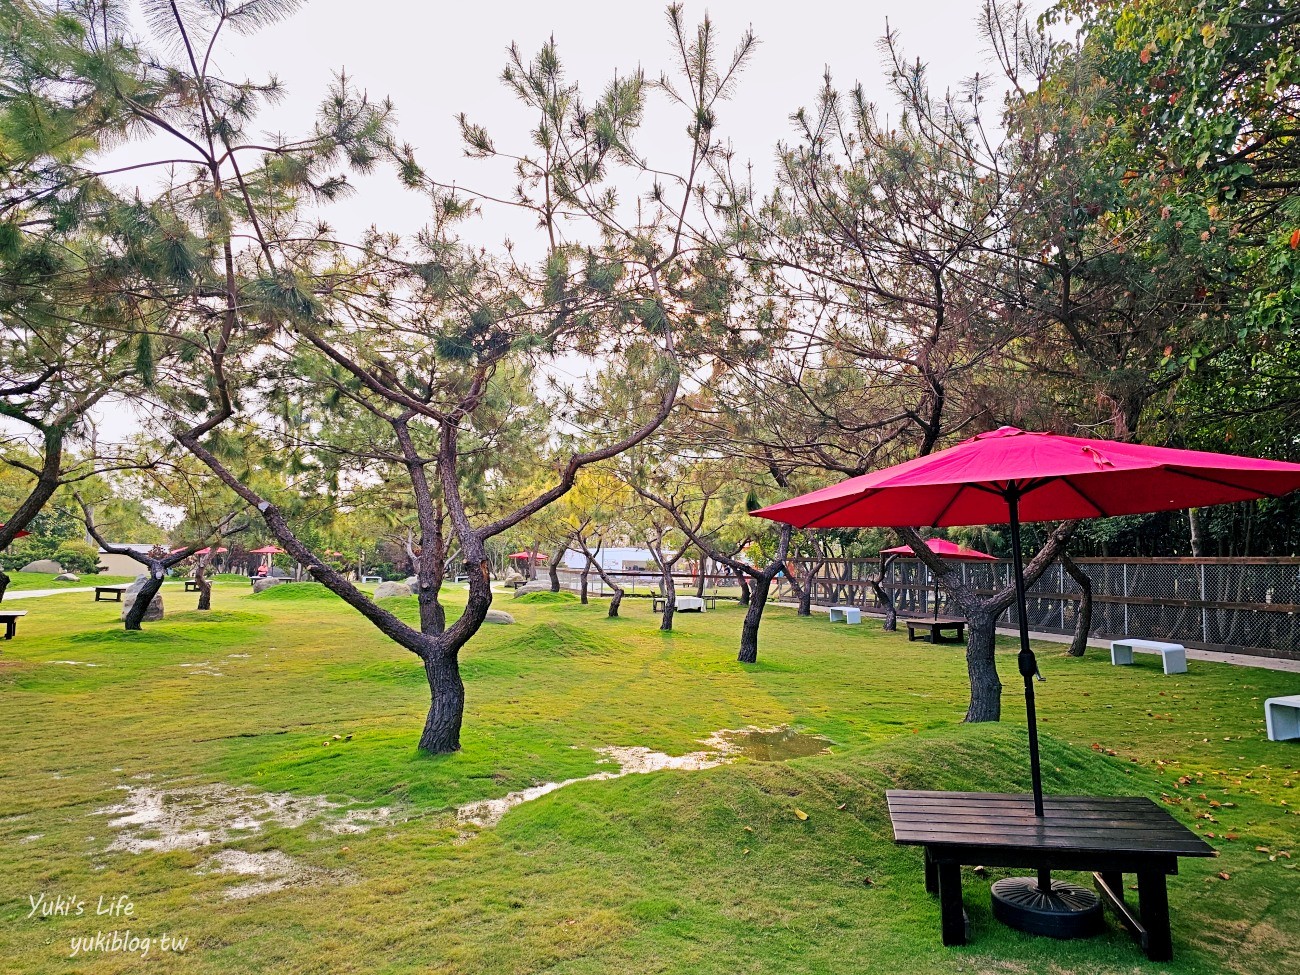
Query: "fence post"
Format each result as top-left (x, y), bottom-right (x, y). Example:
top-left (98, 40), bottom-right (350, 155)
top-left (1059, 563), bottom-right (1066, 630)
top-left (1199, 563), bottom-right (1208, 643)
top-left (1122, 564), bottom-right (1130, 635)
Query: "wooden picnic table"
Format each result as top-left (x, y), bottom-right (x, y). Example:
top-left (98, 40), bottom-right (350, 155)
top-left (94, 584), bottom-right (129, 602)
top-left (886, 789), bottom-right (1215, 961)
top-left (0, 609), bottom-right (28, 640)
top-left (903, 616), bottom-right (966, 643)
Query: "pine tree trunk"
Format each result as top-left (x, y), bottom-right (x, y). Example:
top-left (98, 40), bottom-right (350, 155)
top-left (124, 575), bottom-right (165, 632)
top-left (608, 587), bottom-right (624, 617)
top-left (0, 569), bottom-right (9, 604)
top-left (738, 575), bottom-right (772, 663)
top-left (419, 652), bottom-right (464, 753)
top-left (660, 568), bottom-right (676, 631)
top-left (738, 576), bottom-right (751, 606)
top-left (580, 567), bottom-right (590, 604)
top-left (964, 608), bottom-right (1002, 722)
top-left (195, 560), bottom-right (212, 611)
top-left (1062, 553), bottom-right (1091, 657)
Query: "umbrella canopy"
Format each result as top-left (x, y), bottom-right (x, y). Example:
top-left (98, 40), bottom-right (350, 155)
top-left (754, 426), bottom-right (1300, 818)
top-left (755, 426), bottom-right (1300, 529)
top-left (249, 545), bottom-right (284, 555)
top-left (0, 524), bottom-right (31, 539)
top-left (172, 546), bottom-right (228, 556)
top-left (507, 551), bottom-right (549, 561)
top-left (881, 539), bottom-right (997, 560)
top-left (882, 539), bottom-right (997, 620)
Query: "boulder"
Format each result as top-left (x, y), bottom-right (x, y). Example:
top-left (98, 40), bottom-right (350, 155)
top-left (501, 568), bottom-right (525, 585)
top-left (121, 576), bottom-right (164, 622)
top-left (252, 577), bottom-right (284, 594)
top-left (54, 573), bottom-right (80, 582)
top-left (19, 559), bottom-right (62, 574)
top-left (484, 609), bottom-right (514, 625)
top-left (511, 579), bottom-right (552, 598)
top-left (373, 581), bottom-right (410, 600)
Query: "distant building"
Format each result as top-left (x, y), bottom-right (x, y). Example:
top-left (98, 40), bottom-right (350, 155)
top-left (97, 544), bottom-right (158, 576)
top-left (561, 547), bottom-right (656, 572)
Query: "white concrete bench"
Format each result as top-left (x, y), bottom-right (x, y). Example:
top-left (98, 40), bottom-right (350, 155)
top-left (1266, 696), bottom-right (1300, 742)
top-left (828, 606), bottom-right (861, 625)
top-left (1110, 639), bottom-right (1187, 675)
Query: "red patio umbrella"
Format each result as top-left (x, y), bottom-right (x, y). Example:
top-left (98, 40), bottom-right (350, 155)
top-left (0, 524), bottom-right (31, 540)
top-left (249, 545), bottom-right (285, 555)
top-left (754, 426), bottom-right (1300, 931)
top-left (171, 546), bottom-right (228, 556)
top-left (881, 538), bottom-right (997, 620)
top-left (507, 551), bottom-right (549, 561)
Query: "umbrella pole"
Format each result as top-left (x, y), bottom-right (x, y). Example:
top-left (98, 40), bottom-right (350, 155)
top-left (1007, 492), bottom-right (1045, 818)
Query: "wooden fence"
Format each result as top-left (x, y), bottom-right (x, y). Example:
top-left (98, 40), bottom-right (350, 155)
top-left (773, 557), bottom-right (1300, 661)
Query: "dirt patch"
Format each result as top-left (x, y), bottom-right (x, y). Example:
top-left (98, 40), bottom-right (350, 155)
top-left (196, 849), bottom-right (331, 900)
top-left (94, 783), bottom-right (390, 853)
top-left (457, 726), bottom-right (826, 828)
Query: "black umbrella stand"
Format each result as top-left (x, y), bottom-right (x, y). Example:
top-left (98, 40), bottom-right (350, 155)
top-left (988, 486), bottom-right (1102, 938)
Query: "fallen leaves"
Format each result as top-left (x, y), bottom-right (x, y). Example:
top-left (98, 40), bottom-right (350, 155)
top-left (793, 808), bottom-right (809, 821)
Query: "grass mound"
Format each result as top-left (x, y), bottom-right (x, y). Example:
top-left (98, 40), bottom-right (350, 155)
top-left (507, 620), bottom-right (616, 657)
top-left (250, 582), bottom-right (340, 600)
top-left (513, 590), bottom-right (579, 604)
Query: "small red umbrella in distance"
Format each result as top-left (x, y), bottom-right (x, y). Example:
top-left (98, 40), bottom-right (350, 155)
top-left (755, 426), bottom-right (1300, 932)
top-left (1, 524), bottom-right (32, 540)
top-left (754, 426), bottom-right (1300, 813)
top-left (249, 545), bottom-right (284, 554)
top-left (881, 538), bottom-right (997, 619)
top-left (507, 552), bottom-right (549, 560)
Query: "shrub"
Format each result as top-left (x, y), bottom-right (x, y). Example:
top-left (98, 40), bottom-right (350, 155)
top-left (53, 540), bottom-right (103, 575)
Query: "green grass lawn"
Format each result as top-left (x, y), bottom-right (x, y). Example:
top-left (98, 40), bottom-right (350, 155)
top-left (1, 584), bottom-right (1297, 973)
top-left (3, 572), bottom-right (139, 590)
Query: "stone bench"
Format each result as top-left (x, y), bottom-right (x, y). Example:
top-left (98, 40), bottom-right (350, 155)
top-left (1110, 639), bottom-right (1187, 675)
top-left (828, 606), bottom-right (861, 624)
top-left (1265, 696), bottom-right (1300, 742)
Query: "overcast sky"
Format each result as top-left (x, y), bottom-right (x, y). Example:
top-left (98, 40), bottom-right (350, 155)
top-left (83, 0), bottom-right (1015, 444)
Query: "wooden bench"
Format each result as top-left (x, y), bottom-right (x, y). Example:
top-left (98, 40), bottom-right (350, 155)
top-left (0, 609), bottom-right (28, 640)
top-left (828, 606), bottom-right (861, 624)
top-left (651, 591), bottom-right (666, 612)
top-left (1266, 695), bottom-right (1300, 741)
top-left (1111, 639), bottom-right (1187, 675)
top-left (703, 591), bottom-right (721, 610)
top-left (184, 579), bottom-right (202, 592)
top-left (904, 617), bottom-right (965, 643)
top-left (886, 789), bottom-right (1215, 961)
top-left (94, 584), bottom-right (129, 602)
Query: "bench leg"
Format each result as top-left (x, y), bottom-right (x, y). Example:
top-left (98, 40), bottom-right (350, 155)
top-left (924, 854), bottom-right (938, 895)
top-left (4, 619), bottom-right (14, 640)
top-left (907, 627), bottom-right (916, 641)
top-left (937, 861), bottom-right (966, 946)
top-left (1137, 870), bottom-right (1172, 961)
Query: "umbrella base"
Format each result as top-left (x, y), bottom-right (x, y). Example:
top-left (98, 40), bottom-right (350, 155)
top-left (990, 876), bottom-right (1103, 939)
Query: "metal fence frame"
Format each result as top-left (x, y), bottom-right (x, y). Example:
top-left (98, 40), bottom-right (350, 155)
top-left (774, 557), bottom-right (1300, 661)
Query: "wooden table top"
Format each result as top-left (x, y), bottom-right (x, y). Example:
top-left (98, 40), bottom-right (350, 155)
top-left (886, 790), bottom-right (1215, 857)
top-left (902, 616), bottom-right (966, 625)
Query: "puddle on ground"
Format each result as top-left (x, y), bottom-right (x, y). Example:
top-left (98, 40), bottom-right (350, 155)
top-left (94, 783), bottom-right (390, 854)
top-left (457, 726), bottom-right (830, 828)
top-left (707, 726), bottom-right (832, 762)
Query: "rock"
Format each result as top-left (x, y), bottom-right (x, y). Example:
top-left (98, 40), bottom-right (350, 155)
top-left (19, 559), bottom-right (62, 574)
top-left (484, 609), bottom-right (514, 625)
top-left (373, 581), bottom-right (410, 600)
top-left (121, 577), bottom-right (164, 622)
top-left (54, 573), bottom-right (80, 582)
top-left (501, 568), bottom-right (525, 585)
top-left (511, 579), bottom-right (552, 598)
top-left (252, 577), bottom-right (283, 593)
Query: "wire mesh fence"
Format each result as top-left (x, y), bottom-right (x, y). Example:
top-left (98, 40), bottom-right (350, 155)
top-left (774, 557), bottom-right (1300, 660)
